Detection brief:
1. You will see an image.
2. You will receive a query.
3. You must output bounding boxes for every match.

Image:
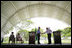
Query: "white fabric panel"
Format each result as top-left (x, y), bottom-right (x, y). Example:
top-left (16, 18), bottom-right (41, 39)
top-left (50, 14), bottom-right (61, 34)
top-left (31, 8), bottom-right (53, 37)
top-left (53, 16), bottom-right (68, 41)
top-left (12, 1), bottom-right (28, 10)
top-left (1, 1), bottom-right (71, 35)
top-left (1, 16), bottom-right (7, 28)
top-left (66, 2), bottom-right (71, 13)
top-left (1, 2), bottom-right (16, 19)
top-left (13, 13), bottom-right (21, 23)
top-left (5, 22), bottom-right (13, 31)
top-left (55, 1), bottom-right (70, 9)
top-left (26, 1), bottom-right (40, 5)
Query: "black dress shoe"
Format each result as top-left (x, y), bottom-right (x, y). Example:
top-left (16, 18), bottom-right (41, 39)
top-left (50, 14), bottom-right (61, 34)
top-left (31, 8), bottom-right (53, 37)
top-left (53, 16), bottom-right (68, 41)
top-left (48, 43), bottom-right (51, 44)
top-left (38, 43), bottom-right (40, 44)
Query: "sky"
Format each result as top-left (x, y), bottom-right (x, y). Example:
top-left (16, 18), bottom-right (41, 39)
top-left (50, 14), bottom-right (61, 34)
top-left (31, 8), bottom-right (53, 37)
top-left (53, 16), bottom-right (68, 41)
top-left (4, 17), bottom-right (70, 37)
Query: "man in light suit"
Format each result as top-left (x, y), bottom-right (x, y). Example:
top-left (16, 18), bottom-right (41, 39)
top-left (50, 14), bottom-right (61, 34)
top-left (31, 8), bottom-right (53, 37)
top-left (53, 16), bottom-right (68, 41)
top-left (43, 27), bottom-right (52, 44)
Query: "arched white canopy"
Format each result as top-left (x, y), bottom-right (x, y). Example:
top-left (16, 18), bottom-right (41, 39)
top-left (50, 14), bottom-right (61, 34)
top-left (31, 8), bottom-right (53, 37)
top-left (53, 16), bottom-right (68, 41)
top-left (1, 1), bottom-right (71, 36)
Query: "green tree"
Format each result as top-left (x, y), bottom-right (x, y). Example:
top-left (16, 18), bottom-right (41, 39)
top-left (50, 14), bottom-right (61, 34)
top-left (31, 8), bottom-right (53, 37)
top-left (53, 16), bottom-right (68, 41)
top-left (18, 29), bottom-right (29, 41)
top-left (56, 27), bottom-right (71, 37)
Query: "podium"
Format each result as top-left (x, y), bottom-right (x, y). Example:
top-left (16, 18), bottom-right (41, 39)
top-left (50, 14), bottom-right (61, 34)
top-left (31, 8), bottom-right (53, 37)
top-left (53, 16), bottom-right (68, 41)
top-left (53, 31), bottom-right (62, 44)
top-left (29, 32), bottom-right (35, 44)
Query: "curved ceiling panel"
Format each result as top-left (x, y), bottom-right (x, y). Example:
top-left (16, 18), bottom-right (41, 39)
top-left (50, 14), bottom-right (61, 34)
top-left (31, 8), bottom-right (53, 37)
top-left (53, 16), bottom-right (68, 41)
top-left (1, 1), bottom-right (71, 36)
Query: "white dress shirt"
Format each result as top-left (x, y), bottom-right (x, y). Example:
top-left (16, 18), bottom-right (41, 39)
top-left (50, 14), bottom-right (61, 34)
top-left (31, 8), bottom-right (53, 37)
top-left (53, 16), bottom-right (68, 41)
top-left (45, 29), bottom-right (52, 34)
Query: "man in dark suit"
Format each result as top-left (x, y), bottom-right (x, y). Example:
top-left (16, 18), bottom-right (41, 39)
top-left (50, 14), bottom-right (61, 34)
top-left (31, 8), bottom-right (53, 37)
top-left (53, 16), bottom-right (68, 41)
top-left (9, 32), bottom-right (15, 43)
top-left (37, 27), bottom-right (41, 44)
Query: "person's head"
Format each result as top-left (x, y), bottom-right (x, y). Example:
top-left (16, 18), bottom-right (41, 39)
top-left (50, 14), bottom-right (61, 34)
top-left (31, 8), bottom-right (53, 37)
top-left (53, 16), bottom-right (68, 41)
top-left (11, 32), bottom-right (14, 35)
top-left (46, 27), bottom-right (49, 30)
top-left (38, 27), bottom-right (40, 30)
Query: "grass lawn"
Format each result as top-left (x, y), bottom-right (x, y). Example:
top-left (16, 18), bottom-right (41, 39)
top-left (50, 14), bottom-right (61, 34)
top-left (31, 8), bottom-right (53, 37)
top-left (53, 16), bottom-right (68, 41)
top-left (62, 39), bottom-right (71, 43)
top-left (2, 39), bottom-right (71, 44)
top-left (44, 39), bottom-right (71, 44)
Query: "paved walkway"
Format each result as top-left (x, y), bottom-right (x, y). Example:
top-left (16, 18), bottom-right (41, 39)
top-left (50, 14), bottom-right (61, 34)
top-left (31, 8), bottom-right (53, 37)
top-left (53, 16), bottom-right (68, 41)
top-left (1, 43), bottom-right (71, 46)
top-left (1, 43), bottom-right (71, 47)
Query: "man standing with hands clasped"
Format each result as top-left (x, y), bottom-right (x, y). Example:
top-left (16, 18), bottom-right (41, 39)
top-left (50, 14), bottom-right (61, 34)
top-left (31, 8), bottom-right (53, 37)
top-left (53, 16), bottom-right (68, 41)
top-left (43, 27), bottom-right (52, 44)
top-left (37, 27), bottom-right (41, 44)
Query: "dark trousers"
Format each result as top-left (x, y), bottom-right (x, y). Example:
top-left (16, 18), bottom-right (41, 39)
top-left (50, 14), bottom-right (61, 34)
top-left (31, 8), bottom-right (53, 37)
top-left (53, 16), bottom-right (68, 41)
top-left (48, 33), bottom-right (51, 44)
top-left (9, 37), bottom-right (15, 43)
top-left (37, 33), bottom-right (40, 44)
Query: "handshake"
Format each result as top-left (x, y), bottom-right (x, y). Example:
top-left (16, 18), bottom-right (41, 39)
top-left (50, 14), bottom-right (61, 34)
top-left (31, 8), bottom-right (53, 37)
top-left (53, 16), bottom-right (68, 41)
top-left (40, 32), bottom-right (45, 34)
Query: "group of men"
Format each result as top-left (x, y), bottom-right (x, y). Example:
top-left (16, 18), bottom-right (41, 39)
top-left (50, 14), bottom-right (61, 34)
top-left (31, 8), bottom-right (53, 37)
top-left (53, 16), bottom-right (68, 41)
top-left (1, 27), bottom-right (52, 44)
top-left (9, 32), bottom-right (23, 43)
top-left (37, 27), bottom-right (52, 44)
